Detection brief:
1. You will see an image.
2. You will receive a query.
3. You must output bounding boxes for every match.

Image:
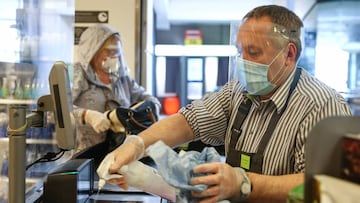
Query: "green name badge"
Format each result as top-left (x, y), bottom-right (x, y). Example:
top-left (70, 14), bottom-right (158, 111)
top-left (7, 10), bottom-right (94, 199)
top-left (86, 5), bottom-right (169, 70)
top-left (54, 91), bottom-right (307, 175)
top-left (240, 154), bottom-right (251, 170)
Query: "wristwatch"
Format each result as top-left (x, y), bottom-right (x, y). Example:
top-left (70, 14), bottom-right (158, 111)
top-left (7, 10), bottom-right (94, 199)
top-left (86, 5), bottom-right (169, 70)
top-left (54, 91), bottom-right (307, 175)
top-left (235, 167), bottom-right (252, 201)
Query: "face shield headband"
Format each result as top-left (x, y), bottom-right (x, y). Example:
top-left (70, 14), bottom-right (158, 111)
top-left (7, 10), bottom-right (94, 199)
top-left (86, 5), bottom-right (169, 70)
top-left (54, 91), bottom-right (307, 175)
top-left (233, 22), bottom-right (291, 96)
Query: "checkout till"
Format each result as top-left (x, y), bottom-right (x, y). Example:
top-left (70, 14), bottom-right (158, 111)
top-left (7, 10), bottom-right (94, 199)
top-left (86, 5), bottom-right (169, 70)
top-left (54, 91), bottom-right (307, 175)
top-left (37, 158), bottom-right (176, 203)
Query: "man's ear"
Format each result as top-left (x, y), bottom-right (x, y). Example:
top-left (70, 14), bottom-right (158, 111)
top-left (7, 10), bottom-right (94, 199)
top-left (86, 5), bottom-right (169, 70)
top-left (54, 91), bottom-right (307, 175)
top-left (285, 43), bottom-right (297, 66)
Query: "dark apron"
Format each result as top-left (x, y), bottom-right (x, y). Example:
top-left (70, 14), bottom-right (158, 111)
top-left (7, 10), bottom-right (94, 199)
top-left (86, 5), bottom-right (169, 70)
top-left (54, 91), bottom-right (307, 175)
top-left (226, 68), bottom-right (301, 173)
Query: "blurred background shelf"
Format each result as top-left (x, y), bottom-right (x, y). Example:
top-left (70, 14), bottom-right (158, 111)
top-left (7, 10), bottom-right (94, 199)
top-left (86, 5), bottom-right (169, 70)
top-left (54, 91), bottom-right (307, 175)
top-left (0, 137), bottom-right (56, 145)
top-left (0, 98), bottom-right (35, 105)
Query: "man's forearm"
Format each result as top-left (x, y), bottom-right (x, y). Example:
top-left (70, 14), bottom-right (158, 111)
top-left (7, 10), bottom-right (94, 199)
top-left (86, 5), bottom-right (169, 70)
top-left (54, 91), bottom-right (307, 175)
top-left (139, 113), bottom-right (195, 149)
top-left (246, 172), bottom-right (304, 203)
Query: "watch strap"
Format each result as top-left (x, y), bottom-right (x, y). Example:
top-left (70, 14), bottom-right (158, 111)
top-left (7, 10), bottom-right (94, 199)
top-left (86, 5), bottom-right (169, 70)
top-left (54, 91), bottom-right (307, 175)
top-left (235, 167), bottom-right (252, 201)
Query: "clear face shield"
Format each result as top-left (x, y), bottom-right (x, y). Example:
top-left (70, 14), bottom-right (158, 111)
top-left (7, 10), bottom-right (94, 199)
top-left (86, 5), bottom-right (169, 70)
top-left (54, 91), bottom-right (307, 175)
top-left (229, 21), bottom-right (291, 96)
top-left (101, 42), bottom-right (128, 77)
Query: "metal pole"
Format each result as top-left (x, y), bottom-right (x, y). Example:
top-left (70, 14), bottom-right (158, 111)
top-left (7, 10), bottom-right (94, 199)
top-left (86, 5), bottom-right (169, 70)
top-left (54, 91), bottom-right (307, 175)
top-left (8, 104), bottom-right (27, 203)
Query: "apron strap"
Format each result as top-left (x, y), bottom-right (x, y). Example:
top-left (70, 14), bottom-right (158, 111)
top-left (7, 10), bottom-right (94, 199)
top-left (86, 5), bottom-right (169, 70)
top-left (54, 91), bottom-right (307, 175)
top-left (256, 68), bottom-right (301, 155)
top-left (229, 98), bottom-right (252, 149)
top-left (226, 68), bottom-right (302, 172)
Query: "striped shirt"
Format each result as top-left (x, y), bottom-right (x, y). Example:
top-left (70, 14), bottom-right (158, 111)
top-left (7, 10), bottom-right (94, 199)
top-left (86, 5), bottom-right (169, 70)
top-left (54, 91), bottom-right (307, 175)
top-left (180, 68), bottom-right (352, 175)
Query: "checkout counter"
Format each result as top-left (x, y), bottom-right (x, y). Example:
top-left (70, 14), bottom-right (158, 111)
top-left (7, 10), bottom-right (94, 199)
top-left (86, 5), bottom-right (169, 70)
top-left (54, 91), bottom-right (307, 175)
top-left (19, 115), bottom-right (360, 203)
top-left (22, 156), bottom-right (170, 203)
top-left (0, 116), bottom-right (360, 203)
top-left (0, 115), bottom-right (357, 203)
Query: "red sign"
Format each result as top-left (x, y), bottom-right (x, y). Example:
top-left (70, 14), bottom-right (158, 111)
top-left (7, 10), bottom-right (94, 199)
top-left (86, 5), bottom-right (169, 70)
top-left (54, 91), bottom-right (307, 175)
top-left (184, 29), bottom-right (202, 45)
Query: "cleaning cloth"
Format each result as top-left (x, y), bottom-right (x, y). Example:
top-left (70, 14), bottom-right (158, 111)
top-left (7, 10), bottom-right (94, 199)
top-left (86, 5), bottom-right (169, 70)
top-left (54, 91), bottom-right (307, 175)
top-left (146, 140), bottom-right (221, 202)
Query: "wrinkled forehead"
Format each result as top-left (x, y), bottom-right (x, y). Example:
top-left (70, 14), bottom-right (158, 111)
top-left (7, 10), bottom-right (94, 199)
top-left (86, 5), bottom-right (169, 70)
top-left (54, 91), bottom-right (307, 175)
top-left (237, 18), bottom-right (288, 52)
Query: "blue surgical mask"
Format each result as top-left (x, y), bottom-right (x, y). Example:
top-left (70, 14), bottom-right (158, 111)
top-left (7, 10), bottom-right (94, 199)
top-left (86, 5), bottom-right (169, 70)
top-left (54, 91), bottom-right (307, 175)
top-left (236, 53), bottom-right (281, 95)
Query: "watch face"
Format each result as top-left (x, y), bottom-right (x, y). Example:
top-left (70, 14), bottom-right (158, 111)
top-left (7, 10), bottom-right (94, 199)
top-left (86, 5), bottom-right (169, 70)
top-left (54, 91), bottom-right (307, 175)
top-left (241, 182), bottom-right (251, 194)
top-left (235, 167), bottom-right (251, 199)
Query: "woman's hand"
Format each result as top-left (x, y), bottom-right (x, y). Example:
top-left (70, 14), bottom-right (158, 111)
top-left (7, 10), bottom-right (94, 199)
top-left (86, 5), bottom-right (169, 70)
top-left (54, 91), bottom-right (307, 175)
top-left (84, 109), bottom-right (111, 133)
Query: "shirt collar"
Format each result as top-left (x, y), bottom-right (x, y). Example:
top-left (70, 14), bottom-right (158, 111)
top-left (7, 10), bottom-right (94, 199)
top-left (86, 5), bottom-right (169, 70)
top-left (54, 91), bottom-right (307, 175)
top-left (244, 68), bottom-right (297, 113)
top-left (270, 68), bottom-right (297, 113)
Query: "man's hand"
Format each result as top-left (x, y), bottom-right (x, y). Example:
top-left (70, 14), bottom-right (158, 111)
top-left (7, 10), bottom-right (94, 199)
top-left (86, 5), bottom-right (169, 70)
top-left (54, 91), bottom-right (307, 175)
top-left (190, 162), bottom-right (245, 203)
top-left (108, 135), bottom-right (145, 189)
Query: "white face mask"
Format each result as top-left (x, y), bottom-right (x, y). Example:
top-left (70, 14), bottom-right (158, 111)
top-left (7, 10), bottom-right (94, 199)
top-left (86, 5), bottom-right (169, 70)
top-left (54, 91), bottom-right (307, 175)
top-left (102, 56), bottom-right (119, 74)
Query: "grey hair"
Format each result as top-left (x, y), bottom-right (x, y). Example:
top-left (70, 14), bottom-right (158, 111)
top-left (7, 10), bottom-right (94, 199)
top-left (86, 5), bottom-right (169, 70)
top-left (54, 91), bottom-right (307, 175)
top-left (243, 5), bottom-right (303, 60)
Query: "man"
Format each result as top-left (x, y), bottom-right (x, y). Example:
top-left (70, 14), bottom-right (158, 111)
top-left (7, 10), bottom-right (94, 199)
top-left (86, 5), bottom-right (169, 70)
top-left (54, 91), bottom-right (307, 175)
top-left (104, 5), bottom-right (352, 203)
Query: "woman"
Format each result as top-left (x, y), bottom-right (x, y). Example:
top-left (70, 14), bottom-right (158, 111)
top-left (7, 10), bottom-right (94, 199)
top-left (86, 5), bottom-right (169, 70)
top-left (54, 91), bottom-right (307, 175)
top-left (71, 24), bottom-right (161, 154)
